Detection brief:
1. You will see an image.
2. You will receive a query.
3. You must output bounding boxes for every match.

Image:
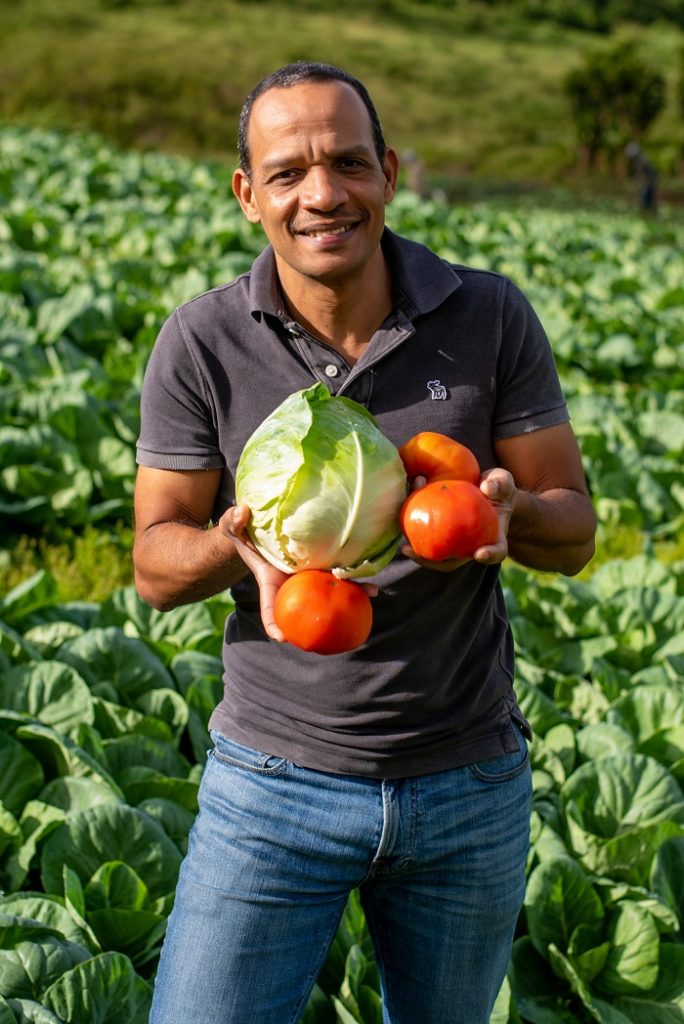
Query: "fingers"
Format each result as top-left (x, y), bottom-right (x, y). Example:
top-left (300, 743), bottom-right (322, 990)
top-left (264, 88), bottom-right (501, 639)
top-left (480, 468), bottom-right (515, 505)
top-left (219, 504), bottom-right (288, 641)
top-left (401, 466), bottom-right (515, 569)
top-left (257, 575), bottom-right (287, 643)
top-left (361, 582), bottom-right (379, 597)
top-left (472, 539), bottom-right (508, 565)
top-left (219, 503), bottom-right (252, 545)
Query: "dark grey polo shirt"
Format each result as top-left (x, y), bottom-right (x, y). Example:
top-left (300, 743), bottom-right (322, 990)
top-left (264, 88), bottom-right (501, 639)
top-left (137, 228), bottom-right (568, 778)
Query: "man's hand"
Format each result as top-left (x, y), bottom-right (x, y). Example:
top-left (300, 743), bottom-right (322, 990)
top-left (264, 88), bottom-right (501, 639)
top-left (218, 504), bottom-right (289, 642)
top-left (476, 467), bottom-right (515, 563)
top-left (401, 469), bottom-right (515, 572)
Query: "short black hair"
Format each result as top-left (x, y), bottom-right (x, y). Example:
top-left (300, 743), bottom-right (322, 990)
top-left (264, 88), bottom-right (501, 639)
top-left (237, 61), bottom-right (387, 176)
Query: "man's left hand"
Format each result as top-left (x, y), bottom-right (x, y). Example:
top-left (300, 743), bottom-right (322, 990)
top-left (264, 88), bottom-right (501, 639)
top-left (401, 468), bottom-right (516, 572)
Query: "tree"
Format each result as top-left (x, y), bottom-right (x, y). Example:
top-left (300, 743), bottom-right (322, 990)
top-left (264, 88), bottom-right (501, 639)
top-left (564, 42), bottom-right (666, 171)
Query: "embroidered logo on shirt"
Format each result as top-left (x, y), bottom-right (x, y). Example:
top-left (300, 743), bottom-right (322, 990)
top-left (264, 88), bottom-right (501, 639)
top-left (427, 380), bottom-right (448, 400)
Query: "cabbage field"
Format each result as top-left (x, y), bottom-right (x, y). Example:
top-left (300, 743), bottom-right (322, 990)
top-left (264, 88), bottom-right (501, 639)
top-left (1, 126), bottom-right (684, 1023)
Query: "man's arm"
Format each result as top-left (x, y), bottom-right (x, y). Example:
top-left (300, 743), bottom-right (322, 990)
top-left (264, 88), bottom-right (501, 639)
top-left (491, 422), bottom-right (596, 576)
top-left (132, 467), bottom-right (247, 610)
top-left (132, 467), bottom-right (289, 640)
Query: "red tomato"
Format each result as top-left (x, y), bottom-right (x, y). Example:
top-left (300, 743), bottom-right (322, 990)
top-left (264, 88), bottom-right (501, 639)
top-left (274, 570), bottom-right (373, 655)
top-left (398, 432), bottom-right (480, 484)
top-left (400, 480), bottom-right (499, 561)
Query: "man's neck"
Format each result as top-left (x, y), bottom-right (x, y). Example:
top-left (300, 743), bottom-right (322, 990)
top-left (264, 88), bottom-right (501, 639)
top-left (276, 253), bottom-right (393, 366)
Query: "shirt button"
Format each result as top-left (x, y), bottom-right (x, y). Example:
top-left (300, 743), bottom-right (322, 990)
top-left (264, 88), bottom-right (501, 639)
top-left (325, 364), bottom-right (339, 378)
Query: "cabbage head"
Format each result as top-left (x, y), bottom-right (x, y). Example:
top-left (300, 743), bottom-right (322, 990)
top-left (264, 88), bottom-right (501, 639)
top-left (235, 383), bottom-right (408, 578)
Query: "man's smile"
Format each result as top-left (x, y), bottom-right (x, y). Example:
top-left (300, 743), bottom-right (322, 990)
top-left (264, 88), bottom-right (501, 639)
top-left (293, 221), bottom-right (360, 239)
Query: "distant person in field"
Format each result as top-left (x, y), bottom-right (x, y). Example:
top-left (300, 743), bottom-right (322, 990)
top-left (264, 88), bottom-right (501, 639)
top-left (133, 60), bottom-right (596, 1024)
top-left (625, 141), bottom-right (659, 213)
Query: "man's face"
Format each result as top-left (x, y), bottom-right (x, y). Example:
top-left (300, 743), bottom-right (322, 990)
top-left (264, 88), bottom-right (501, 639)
top-left (233, 80), bottom-right (398, 287)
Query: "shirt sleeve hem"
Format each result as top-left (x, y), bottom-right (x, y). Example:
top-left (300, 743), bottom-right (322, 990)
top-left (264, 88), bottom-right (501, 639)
top-left (492, 404), bottom-right (569, 440)
top-left (136, 448), bottom-right (225, 470)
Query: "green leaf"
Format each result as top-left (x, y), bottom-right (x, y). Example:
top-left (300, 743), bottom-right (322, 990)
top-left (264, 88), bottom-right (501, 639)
top-left (0, 735), bottom-right (44, 817)
top-left (301, 983), bottom-right (334, 1024)
top-left (508, 937), bottom-right (577, 1023)
top-left (37, 777), bottom-right (121, 815)
top-left (42, 952), bottom-right (152, 1024)
top-left (567, 925), bottom-right (610, 983)
top-left (56, 628), bottom-right (175, 702)
top-left (4, 801), bottom-right (65, 891)
top-left (0, 663), bottom-right (94, 736)
top-left (5, 998), bottom-right (65, 1023)
top-left (589, 558), bottom-right (674, 600)
top-left (594, 903), bottom-right (660, 996)
top-left (119, 769), bottom-right (198, 812)
top-left (170, 652), bottom-right (223, 697)
top-left (85, 909), bottom-right (166, 966)
top-left (40, 804), bottom-right (183, 901)
top-left (515, 679), bottom-right (569, 736)
top-left (96, 588), bottom-right (219, 657)
top-left (561, 754), bottom-right (684, 883)
top-left (0, 803), bottom-right (22, 863)
top-left (103, 735), bottom-right (191, 782)
top-left (547, 723), bottom-right (578, 765)
top-left (0, 573), bottom-right (59, 629)
top-left (0, 896), bottom-right (92, 951)
top-left (0, 929), bottom-right (90, 999)
top-left (612, 945), bottom-right (684, 1022)
top-left (130, 688), bottom-right (188, 740)
top-left (63, 867), bottom-right (86, 925)
top-left (331, 998), bottom-right (361, 1024)
top-left (609, 686), bottom-right (684, 748)
top-left (525, 857), bottom-right (604, 960)
top-left (84, 862), bottom-right (149, 913)
top-left (0, 620), bottom-right (43, 666)
top-left (651, 836), bottom-right (684, 938)
top-left (15, 723), bottom-right (123, 799)
top-left (576, 724), bottom-right (635, 763)
top-left (135, 799), bottom-right (196, 852)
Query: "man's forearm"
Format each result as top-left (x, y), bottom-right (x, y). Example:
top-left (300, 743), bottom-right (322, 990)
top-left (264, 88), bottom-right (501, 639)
top-left (133, 521), bottom-right (249, 611)
top-left (507, 487), bottom-right (596, 576)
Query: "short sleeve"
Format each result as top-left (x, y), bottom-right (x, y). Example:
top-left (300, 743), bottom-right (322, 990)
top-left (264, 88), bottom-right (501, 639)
top-left (492, 279), bottom-right (569, 440)
top-left (136, 309), bottom-right (225, 470)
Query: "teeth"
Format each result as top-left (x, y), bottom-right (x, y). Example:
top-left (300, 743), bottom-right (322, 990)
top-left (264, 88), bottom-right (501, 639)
top-left (306, 225), bottom-right (352, 238)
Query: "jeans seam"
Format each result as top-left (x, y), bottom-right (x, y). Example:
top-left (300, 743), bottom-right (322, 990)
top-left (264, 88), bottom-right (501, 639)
top-left (289, 902), bottom-right (348, 1024)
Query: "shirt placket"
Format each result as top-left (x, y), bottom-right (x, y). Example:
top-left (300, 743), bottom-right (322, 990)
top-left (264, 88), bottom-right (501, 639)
top-left (282, 312), bottom-right (416, 407)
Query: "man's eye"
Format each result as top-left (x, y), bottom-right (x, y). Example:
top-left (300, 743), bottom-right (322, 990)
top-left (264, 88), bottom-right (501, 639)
top-left (270, 169), bottom-right (299, 182)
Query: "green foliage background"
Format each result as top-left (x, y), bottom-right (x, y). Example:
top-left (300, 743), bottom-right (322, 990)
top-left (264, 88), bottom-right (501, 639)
top-left (1, 3), bottom-right (684, 1021)
top-left (1, 0), bottom-right (683, 191)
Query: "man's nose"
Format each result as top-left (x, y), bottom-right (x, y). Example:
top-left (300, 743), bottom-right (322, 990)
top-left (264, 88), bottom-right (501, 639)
top-left (300, 167), bottom-right (346, 209)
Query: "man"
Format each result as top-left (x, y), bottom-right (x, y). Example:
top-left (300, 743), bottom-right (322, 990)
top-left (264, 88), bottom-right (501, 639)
top-left (625, 141), bottom-right (658, 214)
top-left (134, 61), bottom-right (596, 1024)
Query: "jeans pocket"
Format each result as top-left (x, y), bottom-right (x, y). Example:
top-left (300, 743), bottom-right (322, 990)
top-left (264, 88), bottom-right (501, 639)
top-left (467, 723), bottom-right (530, 783)
top-left (209, 730), bottom-right (288, 776)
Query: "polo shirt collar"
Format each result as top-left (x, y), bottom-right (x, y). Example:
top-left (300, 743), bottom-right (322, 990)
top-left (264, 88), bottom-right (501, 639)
top-left (248, 227), bottom-right (461, 323)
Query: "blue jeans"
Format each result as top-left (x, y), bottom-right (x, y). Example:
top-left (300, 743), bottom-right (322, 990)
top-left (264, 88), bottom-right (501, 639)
top-left (149, 726), bottom-right (531, 1024)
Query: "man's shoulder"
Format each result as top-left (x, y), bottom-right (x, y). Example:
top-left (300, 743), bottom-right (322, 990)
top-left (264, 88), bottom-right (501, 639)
top-left (387, 228), bottom-right (510, 302)
top-left (175, 272), bottom-right (252, 320)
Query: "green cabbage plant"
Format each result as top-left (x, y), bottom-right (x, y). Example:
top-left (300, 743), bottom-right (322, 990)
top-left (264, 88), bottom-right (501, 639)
top-left (235, 383), bottom-right (407, 578)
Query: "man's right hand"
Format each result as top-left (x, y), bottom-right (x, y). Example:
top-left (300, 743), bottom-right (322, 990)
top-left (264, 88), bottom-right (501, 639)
top-left (218, 504), bottom-right (289, 642)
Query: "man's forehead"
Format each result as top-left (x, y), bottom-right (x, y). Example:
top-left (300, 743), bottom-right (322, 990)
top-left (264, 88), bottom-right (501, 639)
top-left (248, 79), bottom-right (373, 139)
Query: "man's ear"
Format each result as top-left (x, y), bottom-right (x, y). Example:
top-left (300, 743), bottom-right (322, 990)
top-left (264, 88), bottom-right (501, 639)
top-left (382, 147), bottom-right (400, 205)
top-left (232, 168), bottom-right (262, 224)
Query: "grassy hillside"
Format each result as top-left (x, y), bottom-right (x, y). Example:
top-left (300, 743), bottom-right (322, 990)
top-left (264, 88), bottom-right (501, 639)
top-left (1, 0), bottom-right (682, 193)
